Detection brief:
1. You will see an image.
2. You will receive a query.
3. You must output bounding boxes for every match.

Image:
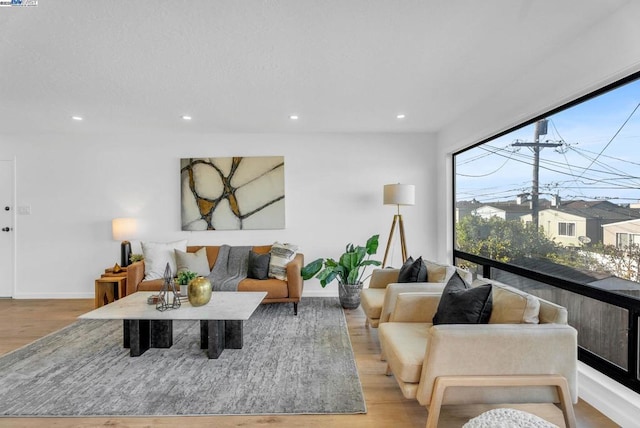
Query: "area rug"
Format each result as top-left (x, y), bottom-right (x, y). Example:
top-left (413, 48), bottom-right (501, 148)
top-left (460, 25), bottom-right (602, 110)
top-left (0, 297), bottom-right (366, 417)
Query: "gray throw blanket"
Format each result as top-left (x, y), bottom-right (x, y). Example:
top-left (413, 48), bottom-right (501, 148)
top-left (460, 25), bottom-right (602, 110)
top-left (207, 245), bottom-right (252, 291)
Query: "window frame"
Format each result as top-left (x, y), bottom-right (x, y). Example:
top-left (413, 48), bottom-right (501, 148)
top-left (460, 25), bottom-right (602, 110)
top-left (558, 222), bottom-right (576, 237)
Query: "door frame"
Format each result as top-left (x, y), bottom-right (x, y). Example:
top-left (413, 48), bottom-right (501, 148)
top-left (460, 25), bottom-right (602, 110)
top-left (1, 158), bottom-right (16, 298)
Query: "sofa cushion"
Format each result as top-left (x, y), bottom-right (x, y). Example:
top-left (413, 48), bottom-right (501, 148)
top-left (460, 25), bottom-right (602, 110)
top-left (175, 247), bottom-right (211, 276)
top-left (247, 251), bottom-right (271, 280)
top-left (398, 256), bottom-right (428, 283)
top-left (424, 260), bottom-right (455, 283)
top-left (141, 240), bottom-right (188, 280)
top-left (379, 322), bottom-right (430, 383)
top-left (238, 278), bottom-right (288, 299)
top-left (268, 242), bottom-right (298, 280)
top-left (187, 245), bottom-right (220, 270)
top-left (432, 272), bottom-right (493, 325)
top-left (489, 283), bottom-right (540, 324)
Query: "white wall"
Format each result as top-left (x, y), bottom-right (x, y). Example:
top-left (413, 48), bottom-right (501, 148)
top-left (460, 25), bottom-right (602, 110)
top-left (1, 132), bottom-right (435, 298)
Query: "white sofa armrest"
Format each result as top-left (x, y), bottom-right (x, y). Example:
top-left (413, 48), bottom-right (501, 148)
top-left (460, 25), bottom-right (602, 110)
top-left (389, 292), bottom-right (442, 323)
top-left (380, 282), bottom-right (446, 324)
top-left (416, 323), bottom-right (578, 406)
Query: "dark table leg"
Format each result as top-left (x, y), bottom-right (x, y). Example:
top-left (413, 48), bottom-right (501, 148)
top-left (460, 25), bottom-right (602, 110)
top-left (200, 320), bottom-right (225, 359)
top-left (150, 320), bottom-right (173, 348)
top-left (225, 320), bottom-right (243, 349)
top-left (123, 320), bottom-right (130, 348)
top-left (125, 320), bottom-right (150, 357)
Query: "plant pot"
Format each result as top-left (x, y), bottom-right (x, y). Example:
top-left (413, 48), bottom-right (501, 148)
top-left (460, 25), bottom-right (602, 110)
top-left (338, 282), bottom-right (363, 309)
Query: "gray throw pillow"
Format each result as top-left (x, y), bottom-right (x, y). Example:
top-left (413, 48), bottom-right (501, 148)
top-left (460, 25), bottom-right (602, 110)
top-left (248, 251), bottom-right (271, 280)
top-left (432, 272), bottom-right (492, 325)
top-left (397, 256), bottom-right (428, 283)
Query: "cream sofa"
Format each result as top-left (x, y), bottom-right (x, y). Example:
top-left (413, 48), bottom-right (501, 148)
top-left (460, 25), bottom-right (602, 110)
top-left (361, 261), bottom-right (472, 327)
top-left (378, 278), bottom-right (578, 428)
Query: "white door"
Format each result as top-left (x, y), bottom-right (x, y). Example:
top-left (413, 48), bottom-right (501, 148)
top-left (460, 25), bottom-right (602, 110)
top-left (0, 160), bottom-right (14, 297)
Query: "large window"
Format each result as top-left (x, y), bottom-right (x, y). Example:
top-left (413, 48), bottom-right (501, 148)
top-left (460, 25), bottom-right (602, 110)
top-left (455, 74), bottom-right (640, 283)
top-left (453, 72), bottom-right (640, 393)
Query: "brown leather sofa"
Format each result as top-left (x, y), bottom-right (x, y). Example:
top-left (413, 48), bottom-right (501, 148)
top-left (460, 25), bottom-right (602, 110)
top-left (126, 245), bottom-right (304, 314)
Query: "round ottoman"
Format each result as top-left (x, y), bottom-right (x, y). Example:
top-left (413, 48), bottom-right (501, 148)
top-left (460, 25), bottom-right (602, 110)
top-left (462, 408), bottom-right (559, 428)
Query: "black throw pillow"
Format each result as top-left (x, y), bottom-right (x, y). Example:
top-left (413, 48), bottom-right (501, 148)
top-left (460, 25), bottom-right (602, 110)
top-left (432, 272), bottom-right (492, 325)
top-left (397, 256), bottom-right (428, 283)
top-left (247, 251), bottom-right (271, 280)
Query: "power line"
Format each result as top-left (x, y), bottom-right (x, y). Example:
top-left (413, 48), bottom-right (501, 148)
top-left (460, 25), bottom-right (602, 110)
top-left (575, 101), bottom-right (640, 179)
top-left (456, 149), bottom-right (515, 177)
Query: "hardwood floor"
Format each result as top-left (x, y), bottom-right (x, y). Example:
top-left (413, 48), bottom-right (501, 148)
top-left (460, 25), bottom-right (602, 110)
top-left (0, 298), bottom-right (619, 428)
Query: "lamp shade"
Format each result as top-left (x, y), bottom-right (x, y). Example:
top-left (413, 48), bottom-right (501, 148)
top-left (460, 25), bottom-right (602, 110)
top-left (383, 184), bottom-right (415, 206)
top-left (112, 218), bottom-right (137, 241)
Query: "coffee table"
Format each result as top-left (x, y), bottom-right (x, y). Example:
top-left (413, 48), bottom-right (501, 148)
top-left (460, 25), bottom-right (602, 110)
top-left (79, 291), bottom-right (266, 359)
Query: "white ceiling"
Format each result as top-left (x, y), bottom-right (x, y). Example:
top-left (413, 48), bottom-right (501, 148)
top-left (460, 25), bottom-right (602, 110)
top-left (0, 0), bottom-right (633, 135)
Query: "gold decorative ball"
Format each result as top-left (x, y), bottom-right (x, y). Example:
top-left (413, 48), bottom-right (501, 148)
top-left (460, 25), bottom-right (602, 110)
top-left (188, 276), bottom-right (212, 307)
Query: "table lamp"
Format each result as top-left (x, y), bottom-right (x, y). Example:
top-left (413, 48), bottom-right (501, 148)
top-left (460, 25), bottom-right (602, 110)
top-left (382, 184), bottom-right (415, 267)
top-left (112, 218), bottom-right (137, 267)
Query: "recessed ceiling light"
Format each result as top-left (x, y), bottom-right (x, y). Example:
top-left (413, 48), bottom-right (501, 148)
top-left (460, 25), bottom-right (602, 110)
top-left (289, 115), bottom-right (299, 120)
top-left (396, 114), bottom-right (406, 119)
top-left (71, 116), bottom-right (83, 121)
top-left (181, 115), bottom-right (192, 121)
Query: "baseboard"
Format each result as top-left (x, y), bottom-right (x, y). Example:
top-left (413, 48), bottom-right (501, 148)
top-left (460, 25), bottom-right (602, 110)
top-left (578, 361), bottom-right (640, 427)
top-left (13, 292), bottom-right (94, 299)
top-left (302, 289), bottom-right (338, 298)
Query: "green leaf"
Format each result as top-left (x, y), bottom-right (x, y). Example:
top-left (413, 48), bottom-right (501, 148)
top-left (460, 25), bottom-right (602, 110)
top-left (320, 270), bottom-right (339, 287)
top-left (361, 260), bottom-right (381, 266)
top-left (325, 258), bottom-right (338, 268)
top-left (347, 268), bottom-right (360, 284)
top-left (339, 252), bottom-right (357, 271)
top-left (301, 258), bottom-right (324, 280)
top-left (366, 234), bottom-right (379, 255)
top-left (316, 266), bottom-right (335, 282)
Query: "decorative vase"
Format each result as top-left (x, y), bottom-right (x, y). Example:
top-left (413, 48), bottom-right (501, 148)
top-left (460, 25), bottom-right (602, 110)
top-left (338, 282), bottom-right (363, 309)
top-left (188, 276), bottom-right (212, 307)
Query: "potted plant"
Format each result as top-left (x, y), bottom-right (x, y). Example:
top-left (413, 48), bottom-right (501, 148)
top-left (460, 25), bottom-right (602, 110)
top-left (301, 234), bottom-right (381, 309)
top-left (177, 270), bottom-right (198, 295)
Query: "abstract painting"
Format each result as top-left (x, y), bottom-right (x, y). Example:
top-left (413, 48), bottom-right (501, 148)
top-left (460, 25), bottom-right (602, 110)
top-left (181, 156), bottom-right (285, 230)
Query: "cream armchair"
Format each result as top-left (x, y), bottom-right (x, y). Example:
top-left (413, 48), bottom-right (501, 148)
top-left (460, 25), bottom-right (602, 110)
top-left (361, 261), bottom-right (471, 327)
top-left (378, 280), bottom-right (578, 428)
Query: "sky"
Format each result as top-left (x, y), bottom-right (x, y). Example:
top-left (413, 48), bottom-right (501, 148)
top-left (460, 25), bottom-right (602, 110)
top-left (455, 78), bottom-right (640, 205)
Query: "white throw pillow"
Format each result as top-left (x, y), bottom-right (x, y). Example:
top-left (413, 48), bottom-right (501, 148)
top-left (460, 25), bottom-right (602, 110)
top-left (141, 240), bottom-right (188, 280)
top-left (268, 242), bottom-right (298, 281)
top-left (175, 247), bottom-right (211, 276)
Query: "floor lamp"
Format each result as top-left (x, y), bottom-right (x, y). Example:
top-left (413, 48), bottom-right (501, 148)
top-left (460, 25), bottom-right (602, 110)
top-left (382, 183), bottom-right (415, 268)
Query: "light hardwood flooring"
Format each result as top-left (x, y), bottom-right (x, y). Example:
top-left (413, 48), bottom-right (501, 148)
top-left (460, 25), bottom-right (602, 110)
top-left (0, 298), bottom-right (620, 428)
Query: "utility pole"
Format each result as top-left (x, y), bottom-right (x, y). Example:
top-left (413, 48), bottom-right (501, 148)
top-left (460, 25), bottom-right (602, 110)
top-left (512, 119), bottom-right (561, 230)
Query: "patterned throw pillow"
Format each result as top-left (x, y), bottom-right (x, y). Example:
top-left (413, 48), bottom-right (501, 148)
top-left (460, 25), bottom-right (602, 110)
top-left (268, 242), bottom-right (298, 281)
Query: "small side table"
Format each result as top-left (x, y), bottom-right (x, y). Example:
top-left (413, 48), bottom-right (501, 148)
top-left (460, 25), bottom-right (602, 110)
top-left (95, 276), bottom-right (127, 308)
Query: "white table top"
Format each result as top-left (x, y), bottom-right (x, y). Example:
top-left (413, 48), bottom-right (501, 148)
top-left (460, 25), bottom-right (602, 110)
top-left (79, 291), bottom-right (267, 321)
